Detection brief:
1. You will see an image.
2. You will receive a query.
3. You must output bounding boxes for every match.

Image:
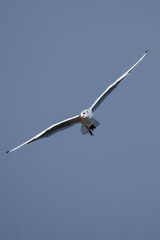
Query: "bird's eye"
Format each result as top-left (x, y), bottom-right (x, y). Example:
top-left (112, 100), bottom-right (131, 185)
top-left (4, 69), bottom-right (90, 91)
top-left (83, 112), bottom-right (85, 114)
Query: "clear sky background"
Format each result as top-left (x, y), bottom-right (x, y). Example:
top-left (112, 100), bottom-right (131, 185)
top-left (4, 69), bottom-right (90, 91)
top-left (1, 1), bottom-right (160, 239)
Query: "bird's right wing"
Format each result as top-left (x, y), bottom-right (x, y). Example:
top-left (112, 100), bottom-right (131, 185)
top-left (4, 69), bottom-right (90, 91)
top-left (90, 51), bottom-right (148, 112)
top-left (6, 115), bottom-right (80, 153)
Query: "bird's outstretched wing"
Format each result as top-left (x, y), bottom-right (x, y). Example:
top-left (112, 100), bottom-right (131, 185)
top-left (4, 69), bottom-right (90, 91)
top-left (90, 51), bottom-right (148, 112)
top-left (6, 115), bottom-right (80, 153)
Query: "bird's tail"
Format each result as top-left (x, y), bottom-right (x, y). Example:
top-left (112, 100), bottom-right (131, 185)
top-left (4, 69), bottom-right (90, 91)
top-left (81, 119), bottom-right (100, 135)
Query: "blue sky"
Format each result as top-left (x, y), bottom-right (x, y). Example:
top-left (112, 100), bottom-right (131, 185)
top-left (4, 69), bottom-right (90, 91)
top-left (1, 1), bottom-right (160, 239)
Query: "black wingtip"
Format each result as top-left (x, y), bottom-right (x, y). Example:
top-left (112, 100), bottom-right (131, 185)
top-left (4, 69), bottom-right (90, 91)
top-left (6, 150), bottom-right (9, 153)
top-left (145, 50), bottom-right (148, 54)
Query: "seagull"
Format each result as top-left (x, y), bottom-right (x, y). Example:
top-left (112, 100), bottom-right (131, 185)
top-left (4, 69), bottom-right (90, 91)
top-left (6, 51), bottom-right (148, 153)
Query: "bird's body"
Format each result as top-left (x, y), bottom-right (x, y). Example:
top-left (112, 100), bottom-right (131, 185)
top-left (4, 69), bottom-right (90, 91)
top-left (6, 51), bottom-right (148, 153)
top-left (80, 109), bottom-right (99, 136)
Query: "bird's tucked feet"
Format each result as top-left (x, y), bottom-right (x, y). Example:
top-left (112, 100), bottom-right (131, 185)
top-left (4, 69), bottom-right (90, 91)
top-left (89, 129), bottom-right (94, 136)
top-left (90, 124), bottom-right (96, 130)
top-left (85, 125), bottom-right (94, 136)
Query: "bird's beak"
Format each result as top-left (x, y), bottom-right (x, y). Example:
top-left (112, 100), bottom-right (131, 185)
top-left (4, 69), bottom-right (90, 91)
top-left (80, 116), bottom-right (84, 120)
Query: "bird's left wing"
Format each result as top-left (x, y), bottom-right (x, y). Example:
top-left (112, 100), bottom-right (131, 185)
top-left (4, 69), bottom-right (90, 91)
top-left (90, 51), bottom-right (148, 112)
top-left (6, 115), bottom-right (80, 153)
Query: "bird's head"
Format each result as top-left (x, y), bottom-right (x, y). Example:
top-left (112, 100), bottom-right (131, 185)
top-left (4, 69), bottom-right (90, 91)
top-left (80, 109), bottom-right (93, 120)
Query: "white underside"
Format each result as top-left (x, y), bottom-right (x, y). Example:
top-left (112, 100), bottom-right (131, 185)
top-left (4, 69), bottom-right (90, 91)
top-left (81, 118), bottom-right (100, 135)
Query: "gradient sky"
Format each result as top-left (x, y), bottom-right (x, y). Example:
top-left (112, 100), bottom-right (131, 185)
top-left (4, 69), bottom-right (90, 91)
top-left (1, 1), bottom-right (160, 239)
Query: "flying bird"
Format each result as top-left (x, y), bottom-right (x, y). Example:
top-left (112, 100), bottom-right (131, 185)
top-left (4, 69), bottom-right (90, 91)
top-left (6, 51), bottom-right (148, 153)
